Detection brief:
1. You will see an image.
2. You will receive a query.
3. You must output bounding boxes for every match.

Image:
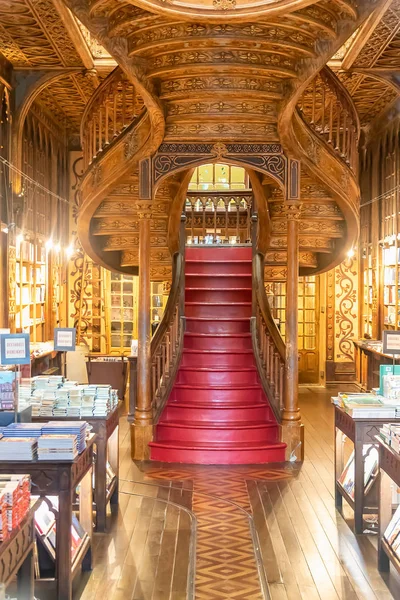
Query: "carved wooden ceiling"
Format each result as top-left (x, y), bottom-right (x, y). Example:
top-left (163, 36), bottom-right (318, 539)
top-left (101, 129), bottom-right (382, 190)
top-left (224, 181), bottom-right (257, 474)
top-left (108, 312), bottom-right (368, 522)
top-left (0, 0), bottom-right (399, 139)
top-left (0, 0), bottom-right (115, 134)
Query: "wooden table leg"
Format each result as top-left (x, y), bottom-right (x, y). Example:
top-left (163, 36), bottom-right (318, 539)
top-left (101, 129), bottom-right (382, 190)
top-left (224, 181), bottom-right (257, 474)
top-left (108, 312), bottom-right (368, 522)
top-left (354, 440), bottom-right (364, 534)
top-left (108, 425), bottom-right (119, 506)
top-left (95, 423), bottom-right (107, 532)
top-left (17, 547), bottom-right (34, 600)
top-left (57, 484), bottom-right (73, 600)
top-left (335, 428), bottom-right (344, 511)
top-left (378, 469), bottom-right (391, 572)
top-left (80, 467), bottom-right (93, 571)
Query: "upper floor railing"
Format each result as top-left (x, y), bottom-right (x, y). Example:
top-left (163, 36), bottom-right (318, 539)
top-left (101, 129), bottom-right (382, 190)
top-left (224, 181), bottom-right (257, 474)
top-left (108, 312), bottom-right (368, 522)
top-left (185, 192), bottom-right (252, 244)
top-left (297, 66), bottom-right (360, 174)
top-left (80, 68), bottom-right (145, 170)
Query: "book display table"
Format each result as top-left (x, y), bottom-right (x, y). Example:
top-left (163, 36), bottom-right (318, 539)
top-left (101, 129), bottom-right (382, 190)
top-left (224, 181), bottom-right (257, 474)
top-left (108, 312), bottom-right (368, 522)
top-left (33, 404), bottom-right (120, 532)
top-left (0, 435), bottom-right (95, 600)
top-left (377, 437), bottom-right (400, 573)
top-left (0, 501), bottom-right (38, 600)
top-left (334, 405), bottom-right (399, 533)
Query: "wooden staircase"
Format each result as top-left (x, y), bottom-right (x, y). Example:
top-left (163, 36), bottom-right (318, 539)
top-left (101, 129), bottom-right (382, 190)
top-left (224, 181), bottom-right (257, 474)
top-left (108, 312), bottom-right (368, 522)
top-left (150, 246), bottom-right (286, 464)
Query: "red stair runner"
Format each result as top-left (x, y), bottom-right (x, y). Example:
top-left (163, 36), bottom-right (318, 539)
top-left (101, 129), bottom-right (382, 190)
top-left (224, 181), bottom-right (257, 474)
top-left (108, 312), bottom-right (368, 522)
top-left (149, 246), bottom-right (286, 464)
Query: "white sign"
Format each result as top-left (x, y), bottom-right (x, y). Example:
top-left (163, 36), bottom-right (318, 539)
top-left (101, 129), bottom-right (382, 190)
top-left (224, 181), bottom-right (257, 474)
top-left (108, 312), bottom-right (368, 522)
top-left (57, 331), bottom-right (73, 347)
top-left (383, 330), bottom-right (400, 354)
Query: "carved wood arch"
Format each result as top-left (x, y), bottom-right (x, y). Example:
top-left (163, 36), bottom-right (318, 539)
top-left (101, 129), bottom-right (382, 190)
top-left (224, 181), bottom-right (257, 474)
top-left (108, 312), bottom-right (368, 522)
top-left (152, 142), bottom-right (287, 196)
top-left (11, 69), bottom-right (81, 194)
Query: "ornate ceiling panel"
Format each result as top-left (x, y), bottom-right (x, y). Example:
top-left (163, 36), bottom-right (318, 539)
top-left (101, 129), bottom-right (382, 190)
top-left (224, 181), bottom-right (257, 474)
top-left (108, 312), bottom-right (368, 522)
top-left (0, 0), bottom-right (83, 67)
top-left (337, 71), bottom-right (397, 125)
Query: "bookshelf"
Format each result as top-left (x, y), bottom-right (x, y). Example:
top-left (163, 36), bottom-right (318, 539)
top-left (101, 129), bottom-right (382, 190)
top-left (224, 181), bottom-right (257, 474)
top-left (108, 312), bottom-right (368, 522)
top-left (382, 243), bottom-right (400, 329)
top-left (378, 438), bottom-right (400, 573)
top-left (108, 275), bottom-right (167, 351)
top-left (361, 244), bottom-right (374, 337)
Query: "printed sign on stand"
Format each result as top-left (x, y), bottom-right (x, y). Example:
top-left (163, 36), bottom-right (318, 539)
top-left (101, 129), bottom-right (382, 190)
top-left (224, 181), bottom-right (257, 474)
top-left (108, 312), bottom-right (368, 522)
top-left (0, 333), bottom-right (30, 365)
top-left (383, 330), bottom-right (400, 355)
top-left (54, 328), bottom-right (76, 352)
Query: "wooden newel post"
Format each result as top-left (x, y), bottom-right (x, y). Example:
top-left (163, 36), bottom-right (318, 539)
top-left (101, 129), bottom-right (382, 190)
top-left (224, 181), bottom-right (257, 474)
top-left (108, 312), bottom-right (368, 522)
top-left (131, 201), bottom-right (153, 460)
top-left (281, 158), bottom-right (304, 460)
top-left (283, 202), bottom-right (302, 424)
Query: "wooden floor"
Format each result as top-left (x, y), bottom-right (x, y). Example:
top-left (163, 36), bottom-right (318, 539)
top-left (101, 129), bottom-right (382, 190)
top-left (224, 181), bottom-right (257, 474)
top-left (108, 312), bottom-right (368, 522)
top-left (67, 386), bottom-right (400, 599)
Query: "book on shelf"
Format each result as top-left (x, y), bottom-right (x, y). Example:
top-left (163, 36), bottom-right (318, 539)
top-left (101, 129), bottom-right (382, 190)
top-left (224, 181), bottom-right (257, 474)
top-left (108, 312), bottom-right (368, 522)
top-left (338, 446), bottom-right (379, 499)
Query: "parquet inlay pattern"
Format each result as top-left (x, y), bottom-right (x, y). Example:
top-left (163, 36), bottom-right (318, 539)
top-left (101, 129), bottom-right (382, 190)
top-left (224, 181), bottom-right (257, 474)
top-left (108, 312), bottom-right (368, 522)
top-left (140, 465), bottom-right (293, 599)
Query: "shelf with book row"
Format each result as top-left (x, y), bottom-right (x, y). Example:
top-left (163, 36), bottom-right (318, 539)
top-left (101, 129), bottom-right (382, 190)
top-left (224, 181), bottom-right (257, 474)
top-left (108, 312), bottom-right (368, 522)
top-left (0, 433), bottom-right (95, 600)
top-left (0, 474), bottom-right (36, 600)
top-left (361, 246), bottom-right (374, 338)
top-left (14, 238), bottom-right (64, 343)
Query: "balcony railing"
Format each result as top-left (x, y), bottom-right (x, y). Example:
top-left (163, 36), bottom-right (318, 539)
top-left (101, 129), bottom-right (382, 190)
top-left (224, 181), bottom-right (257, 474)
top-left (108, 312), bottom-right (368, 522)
top-left (297, 67), bottom-right (360, 174)
top-left (185, 192), bottom-right (252, 244)
top-left (80, 68), bottom-right (145, 170)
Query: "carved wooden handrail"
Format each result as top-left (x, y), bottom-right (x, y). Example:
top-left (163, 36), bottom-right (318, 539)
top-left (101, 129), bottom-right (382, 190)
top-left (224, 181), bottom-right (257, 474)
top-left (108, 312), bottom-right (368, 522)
top-left (251, 214), bottom-right (286, 423)
top-left (297, 66), bottom-right (360, 174)
top-left (150, 215), bottom-right (186, 419)
top-left (80, 67), bottom-right (145, 170)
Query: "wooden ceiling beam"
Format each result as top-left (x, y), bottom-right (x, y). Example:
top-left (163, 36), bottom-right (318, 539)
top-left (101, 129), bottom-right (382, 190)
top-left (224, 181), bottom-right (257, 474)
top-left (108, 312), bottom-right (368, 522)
top-left (51, 0), bottom-right (97, 76)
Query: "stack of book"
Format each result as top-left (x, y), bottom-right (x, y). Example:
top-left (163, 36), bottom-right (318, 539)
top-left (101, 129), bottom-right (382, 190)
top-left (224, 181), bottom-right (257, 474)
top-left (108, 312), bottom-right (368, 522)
top-left (19, 376), bottom-right (118, 417)
top-left (0, 438), bottom-right (38, 461)
top-left (38, 435), bottom-right (78, 461)
top-left (384, 505), bottom-right (400, 558)
top-left (0, 474), bottom-right (31, 541)
top-left (332, 393), bottom-right (399, 418)
top-left (41, 422), bottom-right (87, 453)
top-left (379, 423), bottom-right (400, 453)
top-left (2, 423), bottom-right (43, 439)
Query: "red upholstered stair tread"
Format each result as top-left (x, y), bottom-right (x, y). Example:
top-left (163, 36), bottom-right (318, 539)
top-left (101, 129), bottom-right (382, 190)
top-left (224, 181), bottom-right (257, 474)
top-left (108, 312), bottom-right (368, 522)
top-left (149, 245), bottom-right (286, 464)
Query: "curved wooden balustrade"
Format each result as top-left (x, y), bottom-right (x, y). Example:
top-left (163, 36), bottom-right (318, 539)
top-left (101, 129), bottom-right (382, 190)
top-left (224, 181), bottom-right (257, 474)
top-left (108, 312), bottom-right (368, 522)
top-left (150, 215), bottom-right (186, 421)
top-left (251, 213), bottom-right (286, 423)
top-left (185, 192), bottom-right (252, 243)
top-left (81, 67), bottom-right (145, 171)
top-left (297, 67), bottom-right (360, 175)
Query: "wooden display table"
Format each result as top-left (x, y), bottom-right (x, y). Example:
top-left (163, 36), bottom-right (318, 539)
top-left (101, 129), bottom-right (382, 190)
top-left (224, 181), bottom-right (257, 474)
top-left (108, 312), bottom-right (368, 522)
top-left (0, 501), bottom-right (38, 600)
top-left (334, 405), bottom-right (400, 533)
top-left (33, 404), bottom-right (120, 532)
top-left (0, 435), bottom-right (95, 600)
top-left (353, 340), bottom-right (400, 391)
top-left (377, 437), bottom-right (400, 573)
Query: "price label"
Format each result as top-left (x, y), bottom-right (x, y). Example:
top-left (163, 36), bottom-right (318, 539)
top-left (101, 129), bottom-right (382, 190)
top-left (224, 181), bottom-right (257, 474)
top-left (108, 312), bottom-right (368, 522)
top-left (0, 334), bottom-right (30, 365)
top-left (54, 328), bottom-right (76, 351)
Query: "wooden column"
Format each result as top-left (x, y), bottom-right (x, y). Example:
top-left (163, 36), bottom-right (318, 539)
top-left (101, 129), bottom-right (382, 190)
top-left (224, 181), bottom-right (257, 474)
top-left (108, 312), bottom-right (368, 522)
top-left (131, 201), bottom-right (153, 460)
top-left (280, 200), bottom-right (304, 460)
top-left (283, 201), bottom-right (302, 424)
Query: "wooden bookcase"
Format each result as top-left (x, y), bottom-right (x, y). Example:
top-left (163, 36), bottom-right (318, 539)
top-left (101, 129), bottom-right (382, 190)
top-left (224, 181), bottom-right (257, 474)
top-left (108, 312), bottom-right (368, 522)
top-left (13, 237), bottom-right (64, 342)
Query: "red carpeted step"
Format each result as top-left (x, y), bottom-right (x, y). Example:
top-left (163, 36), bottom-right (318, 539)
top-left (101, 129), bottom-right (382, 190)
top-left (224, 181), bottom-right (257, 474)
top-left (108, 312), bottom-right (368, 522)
top-left (155, 421), bottom-right (279, 443)
top-left (150, 244), bottom-right (286, 464)
top-left (185, 317), bottom-right (250, 334)
top-left (149, 440), bottom-right (286, 465)
top-left (186, 260), bottom-right (252, 276)
top-left (184, 332), bottom-right (252, 351)
top-left (185, 288), bottom-right (252, 304)
top-left (185, 302), bottom-right (252, 318)
top-left (181, 349), bottom-right (255, 368)
top-left (171, 384), bottom-right (264, 404)
top-left (162, 402), bottom-right (272, 422)
top-left (185, 247), bottom-right (252, 261)
top-left (186, 274), bottom-right (252, 289)
top-left (176, 366), bottom-right (258, 386)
